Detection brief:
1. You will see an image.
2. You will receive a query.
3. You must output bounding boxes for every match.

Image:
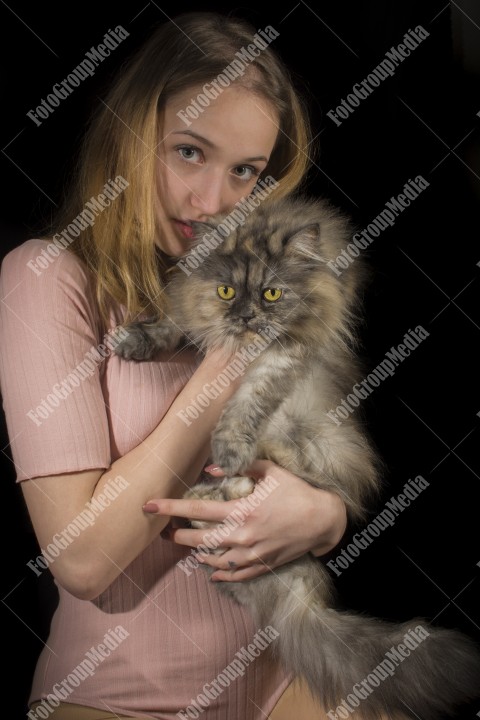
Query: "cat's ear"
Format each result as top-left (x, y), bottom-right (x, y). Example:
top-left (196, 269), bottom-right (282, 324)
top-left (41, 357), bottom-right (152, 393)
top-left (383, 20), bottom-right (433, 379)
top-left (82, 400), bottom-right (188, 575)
top-left (284, 223), bottom-right (326, 263)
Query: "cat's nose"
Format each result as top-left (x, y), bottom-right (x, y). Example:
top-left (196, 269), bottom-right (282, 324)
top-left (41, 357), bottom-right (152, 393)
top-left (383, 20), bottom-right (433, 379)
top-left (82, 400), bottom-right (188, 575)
top-left (239, 311), bottom-right (255, 324)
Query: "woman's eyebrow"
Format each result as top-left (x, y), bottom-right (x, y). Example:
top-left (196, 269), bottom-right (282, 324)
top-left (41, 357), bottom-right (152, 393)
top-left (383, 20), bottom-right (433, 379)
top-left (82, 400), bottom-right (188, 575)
top-left (171, 129), bottom-right (268, 163)
top-left (172, 129), bottom-right (215, 147)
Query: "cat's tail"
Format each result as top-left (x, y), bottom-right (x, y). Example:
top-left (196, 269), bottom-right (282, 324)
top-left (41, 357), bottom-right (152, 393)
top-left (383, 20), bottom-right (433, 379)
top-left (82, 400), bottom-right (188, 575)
top-left (263, 558), bottom-right (480, 720)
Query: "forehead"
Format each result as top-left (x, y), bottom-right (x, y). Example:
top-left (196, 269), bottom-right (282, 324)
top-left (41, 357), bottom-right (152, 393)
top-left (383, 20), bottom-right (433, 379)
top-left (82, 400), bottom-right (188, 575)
top-left (162, 84), bottom-right (279, 158)
top-left (200, 236), bottom-right (285, 290)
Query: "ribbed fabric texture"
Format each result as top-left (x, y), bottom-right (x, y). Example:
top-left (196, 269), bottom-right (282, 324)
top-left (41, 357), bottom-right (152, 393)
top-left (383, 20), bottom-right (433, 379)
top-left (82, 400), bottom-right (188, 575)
top-left (0, 240), bottom-right (291, 718)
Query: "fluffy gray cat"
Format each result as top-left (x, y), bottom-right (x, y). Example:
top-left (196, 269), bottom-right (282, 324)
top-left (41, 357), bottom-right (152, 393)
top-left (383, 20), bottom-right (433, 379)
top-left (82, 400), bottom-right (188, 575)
top-left (115, 195), bottom-right (480, 719)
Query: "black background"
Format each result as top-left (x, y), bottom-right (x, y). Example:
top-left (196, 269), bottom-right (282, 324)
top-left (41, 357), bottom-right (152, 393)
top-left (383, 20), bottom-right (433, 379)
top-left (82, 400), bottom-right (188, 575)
top-left (1, 1), bottom-right (479, 717)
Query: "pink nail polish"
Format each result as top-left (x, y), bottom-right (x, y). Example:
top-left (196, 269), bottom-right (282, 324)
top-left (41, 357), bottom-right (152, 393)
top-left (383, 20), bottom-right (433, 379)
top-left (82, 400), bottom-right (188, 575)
top-left (204, 464), bottom-right (221, 473)
top-left (143, 502), bottom-right (158, 513)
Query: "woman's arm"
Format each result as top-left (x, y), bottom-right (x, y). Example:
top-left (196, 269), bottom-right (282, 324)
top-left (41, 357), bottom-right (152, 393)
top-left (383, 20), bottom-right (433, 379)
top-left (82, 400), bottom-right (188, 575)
top-left (21, 348), bottom-right (242, 601)
top-left (143, 459), bottom-right (348, 582)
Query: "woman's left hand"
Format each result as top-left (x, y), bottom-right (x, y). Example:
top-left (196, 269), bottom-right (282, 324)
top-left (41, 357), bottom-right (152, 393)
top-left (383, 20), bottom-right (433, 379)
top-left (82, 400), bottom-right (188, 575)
top-left (143, 459), bottom-right (347, 582)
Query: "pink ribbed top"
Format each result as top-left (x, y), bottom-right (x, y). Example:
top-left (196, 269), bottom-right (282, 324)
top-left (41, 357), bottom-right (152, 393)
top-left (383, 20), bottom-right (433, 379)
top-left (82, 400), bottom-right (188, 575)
top-left (0, 239), bottom-right (290, 719)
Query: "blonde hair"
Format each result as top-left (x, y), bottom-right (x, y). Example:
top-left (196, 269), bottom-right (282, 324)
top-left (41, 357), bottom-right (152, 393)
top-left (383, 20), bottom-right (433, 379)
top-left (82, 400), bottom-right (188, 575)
top-left (54, 12), bottom-right (315, 328)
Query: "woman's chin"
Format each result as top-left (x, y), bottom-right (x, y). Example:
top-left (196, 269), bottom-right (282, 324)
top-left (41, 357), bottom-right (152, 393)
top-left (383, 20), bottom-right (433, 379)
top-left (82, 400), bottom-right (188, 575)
top-left (155, 236), bottom-right (189, 259)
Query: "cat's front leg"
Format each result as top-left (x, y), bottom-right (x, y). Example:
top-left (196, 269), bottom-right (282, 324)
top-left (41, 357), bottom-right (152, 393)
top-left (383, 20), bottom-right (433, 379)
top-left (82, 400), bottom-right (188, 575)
top-left (211, 354), bottom-right (299, 476)
top-left (114, 317), bottom-right (183, 360)
top-left (211, 420), bottom-right (258, 478)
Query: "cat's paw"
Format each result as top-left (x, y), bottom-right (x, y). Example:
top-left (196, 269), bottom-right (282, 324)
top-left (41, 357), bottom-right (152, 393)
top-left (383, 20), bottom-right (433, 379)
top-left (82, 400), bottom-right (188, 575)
top-left (183, 476), bottom-right (255, 530)
top-left (184, 480), bottom-right (228, 503)
top-left (221, 475), bottom-right (255, 500)
top-left (114, 320), bottom-right (174, 360)
top-left (184, 476), bottom-right (255, 503)
top-left (211, 430), bottom-right (257, 477)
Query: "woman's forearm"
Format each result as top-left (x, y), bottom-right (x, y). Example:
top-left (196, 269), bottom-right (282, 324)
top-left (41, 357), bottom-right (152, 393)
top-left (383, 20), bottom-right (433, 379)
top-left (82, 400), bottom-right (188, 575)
top-left (22, 350), bottom-right (241, 600)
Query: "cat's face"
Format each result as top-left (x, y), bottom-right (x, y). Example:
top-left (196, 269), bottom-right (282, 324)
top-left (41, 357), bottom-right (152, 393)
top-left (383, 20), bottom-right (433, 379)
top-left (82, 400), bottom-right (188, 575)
top-left (167, 197), bottom-right (362, 354)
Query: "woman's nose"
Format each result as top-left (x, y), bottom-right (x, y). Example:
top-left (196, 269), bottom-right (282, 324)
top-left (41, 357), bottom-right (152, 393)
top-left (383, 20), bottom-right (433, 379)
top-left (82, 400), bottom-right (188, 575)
top-left (189, 171), bottom-right (227, 217)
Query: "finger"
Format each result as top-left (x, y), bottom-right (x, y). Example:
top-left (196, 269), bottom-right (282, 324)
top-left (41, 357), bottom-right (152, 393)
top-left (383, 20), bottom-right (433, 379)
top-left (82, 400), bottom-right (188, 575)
top-left (211, 562), bottom-right (274, 583)
top-left (204, 459), bottom-right (277, 479)
top-left (143, 496), bottom-right (233, 522)
top-left (167, 526), bottom-right (229, 549)
top-left (203, 460), bottom-right (275, 480)
top-left (195, 552), bottom-right (246, 572)
top-left (203, 464), bottom-right (225, 476)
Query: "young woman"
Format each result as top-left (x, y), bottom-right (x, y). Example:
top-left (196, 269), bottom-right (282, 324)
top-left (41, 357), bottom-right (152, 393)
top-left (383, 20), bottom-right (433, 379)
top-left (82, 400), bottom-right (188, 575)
top-left (1, 11), bottom-right (354, 719)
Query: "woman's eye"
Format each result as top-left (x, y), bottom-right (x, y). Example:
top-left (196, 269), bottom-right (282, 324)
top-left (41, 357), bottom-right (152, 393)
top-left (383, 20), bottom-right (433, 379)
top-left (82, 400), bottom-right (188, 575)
top-left (233, 165), bottom-right (259, 181)
top-left (177, 145), bottom-right (201, 162)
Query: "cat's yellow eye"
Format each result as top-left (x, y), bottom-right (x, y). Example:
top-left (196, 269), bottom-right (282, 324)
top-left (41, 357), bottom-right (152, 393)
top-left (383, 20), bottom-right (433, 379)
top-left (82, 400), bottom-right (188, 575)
top-left (217, 285), bottom-right (236, 300)
top-left (263, 288), bottom-right (282, 302)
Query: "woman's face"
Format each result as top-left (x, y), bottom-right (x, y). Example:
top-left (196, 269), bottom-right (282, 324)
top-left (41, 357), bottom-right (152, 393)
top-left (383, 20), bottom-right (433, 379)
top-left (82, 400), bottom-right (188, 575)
top-left (155, 84), bottom-right (279, 257)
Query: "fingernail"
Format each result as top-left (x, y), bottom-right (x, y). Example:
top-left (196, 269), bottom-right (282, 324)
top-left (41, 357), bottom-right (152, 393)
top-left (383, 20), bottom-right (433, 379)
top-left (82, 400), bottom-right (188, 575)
top-left (143, 502), bottom-right (158, 513)
top-left (204, 464), bottom-right (221, 473)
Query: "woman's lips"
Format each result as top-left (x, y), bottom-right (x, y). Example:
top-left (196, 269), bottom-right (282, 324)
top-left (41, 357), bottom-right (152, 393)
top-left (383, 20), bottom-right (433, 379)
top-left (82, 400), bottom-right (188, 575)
top-left (172, 220), bottom-right (194, 239)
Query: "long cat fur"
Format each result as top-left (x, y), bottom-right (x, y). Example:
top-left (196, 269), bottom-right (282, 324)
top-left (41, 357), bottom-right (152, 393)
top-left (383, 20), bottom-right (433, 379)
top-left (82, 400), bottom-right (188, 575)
top-left (115, 195), bottom-right (480, 719)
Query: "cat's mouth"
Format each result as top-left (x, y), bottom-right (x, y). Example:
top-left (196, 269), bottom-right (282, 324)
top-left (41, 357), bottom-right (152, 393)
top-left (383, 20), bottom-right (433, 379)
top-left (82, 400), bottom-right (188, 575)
top-left (233, 325), bottom-right (268, 341)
